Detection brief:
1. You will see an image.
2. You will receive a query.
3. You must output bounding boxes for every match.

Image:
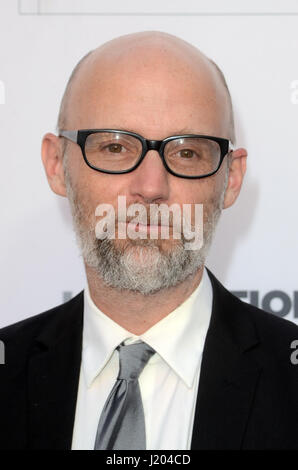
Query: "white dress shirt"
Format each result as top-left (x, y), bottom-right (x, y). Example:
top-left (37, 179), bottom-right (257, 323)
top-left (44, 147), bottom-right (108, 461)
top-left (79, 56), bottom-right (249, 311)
top-left (71, 267), bottom-right (213, 450)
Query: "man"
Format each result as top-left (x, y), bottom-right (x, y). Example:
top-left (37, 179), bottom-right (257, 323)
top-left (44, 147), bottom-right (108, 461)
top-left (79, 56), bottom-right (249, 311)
top-left (0, 31), bottom-right (298, 450)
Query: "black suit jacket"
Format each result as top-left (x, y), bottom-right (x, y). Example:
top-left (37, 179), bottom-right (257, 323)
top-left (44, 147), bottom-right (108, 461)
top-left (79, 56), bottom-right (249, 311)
top-left (1, 268), bottom-right (298, 450)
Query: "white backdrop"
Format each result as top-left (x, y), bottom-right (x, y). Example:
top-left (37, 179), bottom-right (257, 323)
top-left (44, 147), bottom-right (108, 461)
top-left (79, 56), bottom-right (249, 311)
top-left (1, 0), bottom-right (298, 327)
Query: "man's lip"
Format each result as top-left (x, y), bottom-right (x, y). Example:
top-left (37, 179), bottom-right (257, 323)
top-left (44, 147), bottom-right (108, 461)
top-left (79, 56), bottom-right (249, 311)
top-left (116, 221), bottom-right (176, 229)
top-left (123, 222), bottom-right (168, 227)
top-left (117, 221), bottom-right (169, 232)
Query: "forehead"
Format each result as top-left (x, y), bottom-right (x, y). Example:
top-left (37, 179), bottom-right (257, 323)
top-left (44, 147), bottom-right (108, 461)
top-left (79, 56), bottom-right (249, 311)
top-left (66, 45), bottom-right (230, 139)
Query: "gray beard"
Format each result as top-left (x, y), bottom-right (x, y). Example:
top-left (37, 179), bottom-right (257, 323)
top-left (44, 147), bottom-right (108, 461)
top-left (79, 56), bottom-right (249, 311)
top-left (64, 164), bottom-right (227, 296)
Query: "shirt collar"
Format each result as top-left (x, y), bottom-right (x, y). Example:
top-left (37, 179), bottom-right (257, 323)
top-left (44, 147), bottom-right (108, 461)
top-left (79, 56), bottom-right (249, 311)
top-left (82, 267), bottom-right (213, 389)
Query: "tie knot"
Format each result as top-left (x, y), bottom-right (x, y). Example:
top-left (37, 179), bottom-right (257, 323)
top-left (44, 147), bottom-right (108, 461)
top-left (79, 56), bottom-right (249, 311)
top-left (117, 341), bottom-right (155, 381)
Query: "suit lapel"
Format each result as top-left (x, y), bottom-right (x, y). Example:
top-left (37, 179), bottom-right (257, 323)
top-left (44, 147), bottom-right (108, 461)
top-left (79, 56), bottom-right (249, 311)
top-left (27, 292), bottom-right (84, 449)
top-left (191, 269), bottom-right (262, 449)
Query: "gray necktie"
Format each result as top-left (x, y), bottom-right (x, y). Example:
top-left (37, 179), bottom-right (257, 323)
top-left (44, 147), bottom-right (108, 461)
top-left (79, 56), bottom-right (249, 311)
top-left (94, 341), bottom-right (155, 450)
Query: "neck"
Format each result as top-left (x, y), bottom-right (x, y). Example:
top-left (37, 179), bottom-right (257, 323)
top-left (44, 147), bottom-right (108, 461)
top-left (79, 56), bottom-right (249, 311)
top-left (85, 264), bottom-right (204, 335)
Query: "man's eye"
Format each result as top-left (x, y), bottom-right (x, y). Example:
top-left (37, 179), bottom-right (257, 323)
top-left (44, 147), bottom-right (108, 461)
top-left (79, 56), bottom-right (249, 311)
top-left (179, 149), bottom-right (194, 158)
top-left (107, 143), bottom-right (123, 153)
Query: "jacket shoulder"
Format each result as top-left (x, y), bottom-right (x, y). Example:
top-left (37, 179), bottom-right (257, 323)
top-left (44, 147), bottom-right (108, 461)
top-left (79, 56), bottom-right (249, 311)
top-left (241, 295), bottom-right (298, 336)
top-left (0, 291), bottom-right (84, 360)
top-left (206, 267), bottom-right (298, 349)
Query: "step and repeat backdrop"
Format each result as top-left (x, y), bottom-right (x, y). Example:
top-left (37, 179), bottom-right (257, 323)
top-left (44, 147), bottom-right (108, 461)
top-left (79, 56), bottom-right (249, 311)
top-left (1, 0), bottom-right (298, 326)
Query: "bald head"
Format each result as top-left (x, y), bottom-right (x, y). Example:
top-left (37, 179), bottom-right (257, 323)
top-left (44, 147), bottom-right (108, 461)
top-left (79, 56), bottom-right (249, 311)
top-left (57, 31), bottom-right (235, 144)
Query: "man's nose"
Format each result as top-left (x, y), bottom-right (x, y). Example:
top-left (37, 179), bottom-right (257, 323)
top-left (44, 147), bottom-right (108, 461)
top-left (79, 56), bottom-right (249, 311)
top-left (129, 149), bottom-right (170, 203)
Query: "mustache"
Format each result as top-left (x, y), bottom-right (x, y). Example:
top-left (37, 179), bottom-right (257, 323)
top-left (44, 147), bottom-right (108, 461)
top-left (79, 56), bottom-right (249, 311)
top-left (116, 211), bottom-right (193, 230)
top-left (93, 200), bottom-right (202, 239)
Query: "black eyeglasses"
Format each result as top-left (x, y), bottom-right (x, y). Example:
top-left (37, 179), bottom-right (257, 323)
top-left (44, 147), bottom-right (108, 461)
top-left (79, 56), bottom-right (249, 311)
top-left (59, 129), bottom-right (233, 179)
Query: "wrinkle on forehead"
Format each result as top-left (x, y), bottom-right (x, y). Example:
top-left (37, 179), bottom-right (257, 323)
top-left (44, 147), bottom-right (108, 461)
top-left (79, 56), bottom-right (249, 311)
top-left (58, 31), bottom-right (234, 142)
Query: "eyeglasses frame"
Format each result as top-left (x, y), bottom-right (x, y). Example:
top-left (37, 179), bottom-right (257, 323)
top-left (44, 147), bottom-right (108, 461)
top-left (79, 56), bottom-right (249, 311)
top-left (59, 129), bottom-right (234, 179)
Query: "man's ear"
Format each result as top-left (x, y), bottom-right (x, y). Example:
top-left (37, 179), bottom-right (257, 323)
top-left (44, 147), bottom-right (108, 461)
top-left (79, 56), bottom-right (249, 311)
top-left (41, 133), bottom-right (67, 197)
top-left (223, 147), bottom-right (247, 209)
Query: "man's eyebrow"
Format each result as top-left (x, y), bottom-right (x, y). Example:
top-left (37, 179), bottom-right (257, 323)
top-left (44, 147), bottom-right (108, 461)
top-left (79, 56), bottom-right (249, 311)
top-left (173, 128), bottom-right (202, 135)
top-left (97, 127), bottom-right (203, 135)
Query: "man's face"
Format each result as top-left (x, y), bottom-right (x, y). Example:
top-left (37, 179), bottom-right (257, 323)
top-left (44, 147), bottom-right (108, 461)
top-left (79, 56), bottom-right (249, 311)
top-left (44, 42), bottom-right (239, 295)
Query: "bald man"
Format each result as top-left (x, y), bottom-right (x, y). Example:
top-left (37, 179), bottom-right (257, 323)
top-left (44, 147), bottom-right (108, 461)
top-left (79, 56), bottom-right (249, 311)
top-left (1, 31), bottom-right (298, 450)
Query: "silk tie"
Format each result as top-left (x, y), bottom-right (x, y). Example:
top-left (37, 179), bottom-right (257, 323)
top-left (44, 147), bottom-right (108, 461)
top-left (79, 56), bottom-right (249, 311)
top-left (94, 341), bottom-right (155, 450)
